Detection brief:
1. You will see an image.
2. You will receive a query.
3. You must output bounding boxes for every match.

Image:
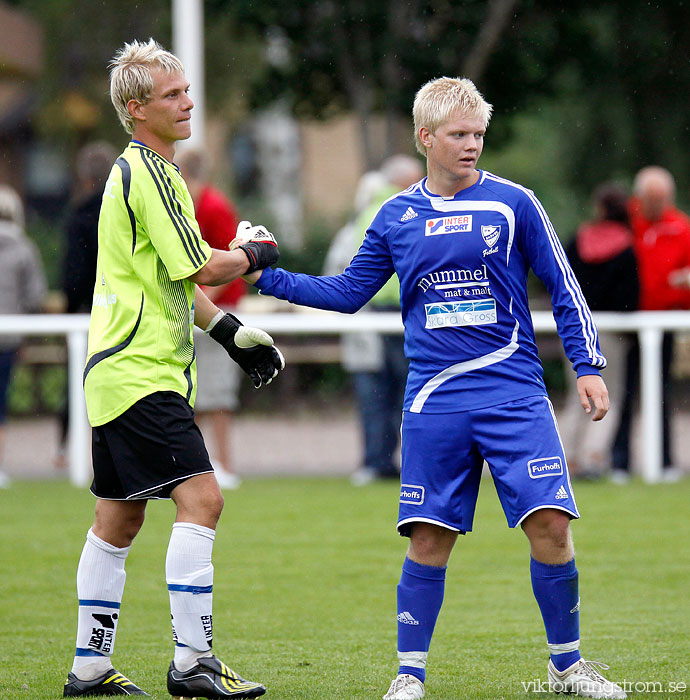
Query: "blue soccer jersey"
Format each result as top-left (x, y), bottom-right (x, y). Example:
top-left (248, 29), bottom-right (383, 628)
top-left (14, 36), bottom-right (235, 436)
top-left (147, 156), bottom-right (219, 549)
top-left (255, 172), bottom-right (605, 414)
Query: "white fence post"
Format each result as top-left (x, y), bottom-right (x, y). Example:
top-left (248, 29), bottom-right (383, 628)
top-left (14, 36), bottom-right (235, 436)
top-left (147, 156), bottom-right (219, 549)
top-left (66, 329), bottom-right (90, 487)
top-left (639, 327), bottom-right (664, 483)
top-left (172, 0), bottom-right (205, 148)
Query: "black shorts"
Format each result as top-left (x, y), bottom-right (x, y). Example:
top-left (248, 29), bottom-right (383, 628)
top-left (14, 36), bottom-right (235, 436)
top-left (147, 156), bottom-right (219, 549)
top-left (91, 391), bottom-right (213, 500)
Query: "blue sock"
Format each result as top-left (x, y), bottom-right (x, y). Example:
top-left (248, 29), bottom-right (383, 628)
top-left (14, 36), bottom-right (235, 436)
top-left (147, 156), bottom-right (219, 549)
top-left (396, 557), bottom-right (446, 684)
top-left (530, 557), bottom-right (581, 672)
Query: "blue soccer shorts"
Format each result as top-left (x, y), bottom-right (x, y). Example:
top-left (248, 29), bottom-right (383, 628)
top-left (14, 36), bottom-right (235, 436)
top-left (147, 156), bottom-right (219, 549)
top-left (397, 394), bottom-right (579, 535)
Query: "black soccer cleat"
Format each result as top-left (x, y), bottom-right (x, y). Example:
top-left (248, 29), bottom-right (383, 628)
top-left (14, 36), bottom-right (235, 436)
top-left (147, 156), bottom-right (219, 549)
top-left (167, 655), bottom-right (266, 699)
top-left (63, 668), bottom-right (149, 696)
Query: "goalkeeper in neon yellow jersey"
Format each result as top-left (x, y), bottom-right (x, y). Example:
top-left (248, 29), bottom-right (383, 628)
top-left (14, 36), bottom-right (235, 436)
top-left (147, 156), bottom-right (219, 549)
top-left (63, 38), bottom-right (277, 699)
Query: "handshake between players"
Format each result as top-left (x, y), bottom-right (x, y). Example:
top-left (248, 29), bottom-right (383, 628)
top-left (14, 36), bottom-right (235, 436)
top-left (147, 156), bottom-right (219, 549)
top-left (205, 220), bottom-right (284, 388)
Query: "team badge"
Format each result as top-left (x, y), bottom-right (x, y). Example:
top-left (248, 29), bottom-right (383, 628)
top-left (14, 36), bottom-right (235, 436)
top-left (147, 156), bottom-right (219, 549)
top-left (481, 224), bottom-right (501, 247)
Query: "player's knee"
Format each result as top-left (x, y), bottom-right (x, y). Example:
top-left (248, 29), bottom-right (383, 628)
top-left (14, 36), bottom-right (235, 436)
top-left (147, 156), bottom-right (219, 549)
top-left (408, 522), bottom-right (456, 565)
top-left (524, 509), bottom-right (572, 547)
top-left (198, 489), bottom-right (224, 525)
top-left (121, 509), bottom-right (146, 541)
top-left (93, 501), bottom-right (146, 547)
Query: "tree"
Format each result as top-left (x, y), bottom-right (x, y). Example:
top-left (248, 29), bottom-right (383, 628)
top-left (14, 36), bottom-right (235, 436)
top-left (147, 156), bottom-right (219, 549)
top-left (13, 0), bottom-right (690, 211)
top-left (218, 0), bottom-right (525, 169)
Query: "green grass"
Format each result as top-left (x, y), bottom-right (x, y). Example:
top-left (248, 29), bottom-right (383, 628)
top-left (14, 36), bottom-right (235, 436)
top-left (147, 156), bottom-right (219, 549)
top-left (1, 477), bottom-right (688, 699)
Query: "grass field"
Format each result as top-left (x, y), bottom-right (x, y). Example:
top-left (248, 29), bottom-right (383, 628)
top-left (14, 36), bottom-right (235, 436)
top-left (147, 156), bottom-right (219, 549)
top-left (1, 477), bottom-right (688, 699)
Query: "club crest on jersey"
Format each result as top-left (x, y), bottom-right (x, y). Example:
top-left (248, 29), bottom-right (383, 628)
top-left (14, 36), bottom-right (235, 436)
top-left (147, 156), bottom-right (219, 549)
top-left (400, 484), bottom-right (425, 504)
top-left (481, 224), bottom-right (501, 247)
top-left (425, 215), bottom-right (472, 236)
top-left (527, 456), bottom-right (564, 479)
top-left (425, 299), bottom-right (497, 329)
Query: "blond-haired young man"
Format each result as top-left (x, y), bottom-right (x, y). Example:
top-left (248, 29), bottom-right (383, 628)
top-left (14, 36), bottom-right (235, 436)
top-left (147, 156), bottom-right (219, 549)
top-left (64, 39), bottom-right (281, 698)
top-left (248, 77), bottom-right (626, 699)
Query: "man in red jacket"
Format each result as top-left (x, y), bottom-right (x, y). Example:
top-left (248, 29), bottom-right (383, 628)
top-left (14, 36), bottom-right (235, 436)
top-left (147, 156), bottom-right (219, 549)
top-left (178, 148), bottom-right (246, 490)
top-left (612, 166), bottom-right (690, 481)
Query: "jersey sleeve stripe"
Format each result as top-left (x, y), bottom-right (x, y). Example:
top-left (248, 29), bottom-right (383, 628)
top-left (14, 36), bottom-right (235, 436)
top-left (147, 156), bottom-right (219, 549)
top-left (529, 195), bottom-right (605, 367)
top-left (484, 173), bottom-right (605, 368)
top-left (116, 157), bottom-right (137, 255)
top-left (139, 149), bottom-right (206, 268)
top-left (144, 149), bottom-right (206, 265)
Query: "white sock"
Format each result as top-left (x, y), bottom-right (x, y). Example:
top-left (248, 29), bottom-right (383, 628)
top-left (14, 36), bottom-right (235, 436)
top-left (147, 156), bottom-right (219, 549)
top-left (174, 648), bottom-right (214, 672)
top-left (166, 522), bottom-right (216, 670)
top-left (71, 529), bottom-right (129, 680)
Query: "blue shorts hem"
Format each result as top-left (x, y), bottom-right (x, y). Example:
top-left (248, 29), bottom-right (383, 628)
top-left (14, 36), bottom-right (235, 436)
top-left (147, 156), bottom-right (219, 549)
top-left (511, 504), bottom-right (581, 529)
top-left (397, 516), bottom-right (467, 537)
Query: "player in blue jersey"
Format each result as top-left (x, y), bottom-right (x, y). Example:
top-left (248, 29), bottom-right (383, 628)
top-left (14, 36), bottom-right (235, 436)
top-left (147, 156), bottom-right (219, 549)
top-left (248, 77), bottom-right (626, 700)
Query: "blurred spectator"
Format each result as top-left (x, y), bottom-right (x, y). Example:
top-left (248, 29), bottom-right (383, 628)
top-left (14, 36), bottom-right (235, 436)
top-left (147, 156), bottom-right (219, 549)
top-left (325, 155), bottom-right (423, 485)
top-left (177, 148), bottom-right (244, 490)
top-left (611, 166), bottom-right (690, 482)
top-left (0, 184), bottom-right (47, 487)
top-left (57, 141), bottom-right (117, 468)
top-left (561, 182), bottom-right (639, 478)
top-left (62, 141), bottom-right (118, 313)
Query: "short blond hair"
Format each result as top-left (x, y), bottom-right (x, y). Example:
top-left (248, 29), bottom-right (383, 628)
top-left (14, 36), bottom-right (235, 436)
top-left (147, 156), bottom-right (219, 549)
top-left (413, 77), bottom-right (493, 156)
top-left (109, 38), bottom-right (185, 134)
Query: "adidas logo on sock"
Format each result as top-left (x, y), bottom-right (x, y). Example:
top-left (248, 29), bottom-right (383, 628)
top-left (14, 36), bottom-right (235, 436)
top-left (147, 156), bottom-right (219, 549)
top-left (554, 485), bottom-right (569, 500)
top-left (400, 207), bottom-right (418, 222)
top-left (397, 611), bottom-right (419, 625)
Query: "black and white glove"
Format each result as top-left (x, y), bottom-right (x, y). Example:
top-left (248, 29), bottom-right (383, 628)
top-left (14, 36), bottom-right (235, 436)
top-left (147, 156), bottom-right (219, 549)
top-left (231, 220), bottom-right (279, 273)
top-left (206, 311), bottom-right (285, 388)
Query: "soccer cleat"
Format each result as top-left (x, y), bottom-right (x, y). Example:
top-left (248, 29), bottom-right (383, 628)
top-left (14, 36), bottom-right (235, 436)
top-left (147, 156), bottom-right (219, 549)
top-left (167, 655), bottom-right (266, 699)
top-left (548, 659), bottom-right (627, 699)
top-left (382, 673), bottom-right (425, 700)
top-left (63, 669), bottom-right (149, 696)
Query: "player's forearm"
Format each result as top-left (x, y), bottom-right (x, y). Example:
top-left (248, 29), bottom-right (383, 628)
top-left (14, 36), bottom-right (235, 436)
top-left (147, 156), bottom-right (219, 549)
top-left (189, 248), bottom-right (250, 286)
top-left (193, 287), bottom-right (221, 330)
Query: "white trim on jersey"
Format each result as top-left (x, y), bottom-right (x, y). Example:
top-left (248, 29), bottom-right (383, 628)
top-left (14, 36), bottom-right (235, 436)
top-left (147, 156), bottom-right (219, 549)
top-left (483, 172), bottom-right (605, 368)
top-left (410, 319), bottom-right (520, 413)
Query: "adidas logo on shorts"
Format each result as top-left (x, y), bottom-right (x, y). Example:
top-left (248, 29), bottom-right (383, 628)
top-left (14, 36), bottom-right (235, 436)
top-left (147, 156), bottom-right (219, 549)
top-left (400, 207), bottom-right (418, 222)
top-left (554, 485), bottom-right (569, 500)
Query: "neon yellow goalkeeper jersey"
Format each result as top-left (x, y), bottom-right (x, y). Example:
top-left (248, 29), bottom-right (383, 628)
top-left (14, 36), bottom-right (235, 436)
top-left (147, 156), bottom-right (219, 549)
top-left (83, 141), bottom-right (211, 426)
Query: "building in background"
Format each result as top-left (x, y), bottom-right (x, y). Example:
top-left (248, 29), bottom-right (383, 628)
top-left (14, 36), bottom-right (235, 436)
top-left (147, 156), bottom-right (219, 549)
top-left (0, 4), bottom-right (43, 193)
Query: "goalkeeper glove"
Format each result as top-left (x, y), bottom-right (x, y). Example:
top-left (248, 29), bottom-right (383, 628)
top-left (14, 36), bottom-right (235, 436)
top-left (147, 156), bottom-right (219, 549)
top-left (232, 220), bottom-right (279, 273)
top-left (206, 311), bottom-right (285, 388)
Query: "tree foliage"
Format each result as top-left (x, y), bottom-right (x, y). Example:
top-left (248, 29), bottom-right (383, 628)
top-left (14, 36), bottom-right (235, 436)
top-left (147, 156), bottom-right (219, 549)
top-left (11, 0), bottom-right (690, 207)
top-left (203, 0), bottom-right (690, 202)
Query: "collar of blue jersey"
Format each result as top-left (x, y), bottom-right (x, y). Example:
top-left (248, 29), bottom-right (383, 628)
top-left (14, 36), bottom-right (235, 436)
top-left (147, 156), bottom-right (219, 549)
top-left (420, 172), bottom-right (484, 200)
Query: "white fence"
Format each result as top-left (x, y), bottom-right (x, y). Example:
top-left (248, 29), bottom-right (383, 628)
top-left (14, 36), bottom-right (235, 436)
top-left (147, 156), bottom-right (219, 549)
top-left (1, 310), bottom-right (688, 485)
